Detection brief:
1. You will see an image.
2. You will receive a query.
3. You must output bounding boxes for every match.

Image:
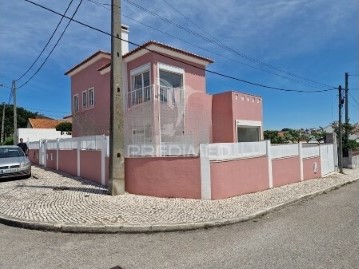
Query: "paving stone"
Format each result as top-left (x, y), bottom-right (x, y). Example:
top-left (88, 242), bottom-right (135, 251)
top-left (0, 166), bottom-right (358, 228)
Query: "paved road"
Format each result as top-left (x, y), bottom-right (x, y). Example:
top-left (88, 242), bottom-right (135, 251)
top-left (1, 181), bottom-right (358, 269)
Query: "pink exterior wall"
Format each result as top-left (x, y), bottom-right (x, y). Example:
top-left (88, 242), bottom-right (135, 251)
top-left (152, 54), bottom-right (207, 92)
top-left (125, 157), bottom-right (201, 199)
top-left (71, 57), bottom-right (111, 137)
top-left (303, 157), bottom-right (321, 180)
top-left (58, 150), bottom-right (77, 176)
top-left (126, 53), bottom-right (153, 92)
top-left (80, 150), bottom-right (102, 184)
top-left (272, 157), bottom-right (301, 187)
top-left (126, 53), bottom-right (207, 93)
top-left (185, 91), bottom-right (213, 142)
top-left (28, 149), bottom-right (39, 165)
top-left (212, 91), bottom-right (263, 143)
top-left (210, 157), bottom-right (269, 199)
top-left (212, 92), bottom-right (234, 142)
top-left (232, 92), bottom-right (262, 122)
top-left (46, 150), bottom-right (57, 170)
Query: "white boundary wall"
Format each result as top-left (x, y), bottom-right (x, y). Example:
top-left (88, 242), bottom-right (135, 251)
top-left (17, 128), bottom-right (71, 143)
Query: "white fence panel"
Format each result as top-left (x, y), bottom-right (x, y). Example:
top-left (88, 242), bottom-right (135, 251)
top-left (302, 146), bottom-right (320, 159)
top-left (271, 144), bottom-right (299, 159)
top-left (80, 135), bottom-right (106, 150)
top-left (59, 137), bottom-right (78, 150)
top-left (320, 144), bottom-right (335, 175)
top-left (46, 140), bottom-right (58, 150)
top-left (125, 142), bottom-right (198, 157)
top-left (203, 141), bottom-right (267, 161)
top-left (28, 141), bottom-right (40, 149)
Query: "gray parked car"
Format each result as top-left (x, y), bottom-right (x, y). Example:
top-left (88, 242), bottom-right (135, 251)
top-left (0, 145), bottom-right (31, 179)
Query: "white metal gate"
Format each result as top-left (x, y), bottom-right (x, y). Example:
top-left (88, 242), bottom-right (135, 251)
top-left (320, 144), bottom-right (335, 176)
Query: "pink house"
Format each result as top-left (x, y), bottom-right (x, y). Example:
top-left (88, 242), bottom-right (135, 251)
top-left (65, 42), bottom-right (263, 152)
top-left (64, 32), bottom-right (274, 199)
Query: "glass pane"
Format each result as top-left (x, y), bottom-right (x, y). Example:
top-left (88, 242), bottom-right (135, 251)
top-left (143, 71), bottom-right (150, 87)
top-left (159, 70), bottom-right (182, 88)
top-left (237, 127), bottom-right (260, 142)
top-left (82, 92), bottom-right (87, 107)
top-left (133, 74), bottom-right (142, 90)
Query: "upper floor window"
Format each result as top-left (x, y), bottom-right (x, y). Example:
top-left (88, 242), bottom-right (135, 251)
top-left (159, 64), bottom-right (184, 104)
top-left (88, 87), bottom-right (95, 107)
top-left (129, 65), bottom-right (151, 106)
top-left (82, 91), bottom-right (87, 109)
top-left (73, 94), bottom-right (79, 113)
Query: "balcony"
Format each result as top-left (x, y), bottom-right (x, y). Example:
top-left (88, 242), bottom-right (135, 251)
top-left (126, 84), bottom-right (184, 110)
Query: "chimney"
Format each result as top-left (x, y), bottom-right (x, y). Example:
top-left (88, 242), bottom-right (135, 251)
top-left (121, 25), bottom-right (129, 55)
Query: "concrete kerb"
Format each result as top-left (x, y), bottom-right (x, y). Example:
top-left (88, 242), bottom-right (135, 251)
top-left (0, 177), bottom-right (358, 234)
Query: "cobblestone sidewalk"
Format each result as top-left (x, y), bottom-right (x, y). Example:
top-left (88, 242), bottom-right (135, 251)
top-left (0, 166), bottom-right (358, 233)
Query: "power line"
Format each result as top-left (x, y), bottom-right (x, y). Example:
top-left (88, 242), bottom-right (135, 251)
top-left (349, 92), bottom-right (359, 107)
top-left (124, 0), bottom-right (335, 90)
top-left (18, 0), bottom-right (83, 89)
top-left (87, 0), bottom-right (327, 91)
top-left (7, 90), bottom-right (13, 105)
top-left (16, 0), bottom-right (76, 81)
top-left (24, 0), bottom-right (335, 94)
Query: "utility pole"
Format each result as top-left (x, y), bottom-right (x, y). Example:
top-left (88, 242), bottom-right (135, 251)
top-left (338, 85), bottom-right (344, 174)
top-left (1, 102), bottom-right (5, 143)
top-left (108, 0), bottom-right (125, 195)
top-left (12, 80), bottom-right (18, 145)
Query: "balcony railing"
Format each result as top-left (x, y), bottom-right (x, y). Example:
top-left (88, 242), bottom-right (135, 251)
top-left (126, 85), bottom-right (184, 109)
top-left (127, 85), bottom-right (152, 108)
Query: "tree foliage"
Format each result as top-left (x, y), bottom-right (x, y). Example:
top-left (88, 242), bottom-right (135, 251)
top-left (55, 122), bottom-right (72, 133)
top-left (264, 130), bottom-right (285, 144)
top-left (0, 105), bottom-right (39, 143)
top-left (265, 128), bottom-right (327, 144)
top-left (332, 122), bottom-right (359, 151)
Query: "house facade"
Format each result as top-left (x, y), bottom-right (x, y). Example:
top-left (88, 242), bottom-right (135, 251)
top-left (65, 39), bottom-right (263, 156)
top-left (52, 32), bottom-right (335, 200)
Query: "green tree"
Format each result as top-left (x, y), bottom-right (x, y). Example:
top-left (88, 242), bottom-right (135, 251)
top-left (312, 128), bottom-right (326, 144)
top-left (0, 105), bottom-right (39, 144)
top-left (332, 122), bottom-right (359, 152)
top-left (264, 130), bottom-right (287, 144)
top-left (56, 122), bottom-right (72, 134)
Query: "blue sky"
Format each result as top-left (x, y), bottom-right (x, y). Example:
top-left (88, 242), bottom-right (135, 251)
top-left (0, 0), bottom-right (358, 130)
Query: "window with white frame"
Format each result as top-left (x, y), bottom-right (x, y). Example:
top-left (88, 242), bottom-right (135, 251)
top-left (82, 91), bottom-right (87, 109)
top-left (88, 87), bottom-right (94, 107)
top-left (237, 126), bottom-right (260, 142)
top-left (73, 94), bottom-right (79, 113)
top-left (159, 64), bottom-right (183, 104)
top-left (131, 70), bottom-right (150, 106)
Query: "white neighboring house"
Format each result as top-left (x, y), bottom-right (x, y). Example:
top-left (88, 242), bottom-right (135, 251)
top-left (17, 128), bottom-right (71, 143)
top-left (323, 123), bottom-right (359, 143)
top-left (17, 118), bottom-right (72, 143)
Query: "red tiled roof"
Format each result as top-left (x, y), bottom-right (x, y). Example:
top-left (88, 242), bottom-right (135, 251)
top-left (64, 50), bottom-right (110, 75)
top-left (28, 118), bottom-right (71, 129)
top-left (68, 41), bottom-right (213, 75)
top-left (123, 40), bottom-right (214, 64)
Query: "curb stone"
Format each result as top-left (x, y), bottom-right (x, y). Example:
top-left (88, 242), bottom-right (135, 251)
top-left (0, 178), bottom-right (357, 234)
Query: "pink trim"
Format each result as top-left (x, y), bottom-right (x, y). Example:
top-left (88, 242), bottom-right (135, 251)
top-left (303, 157), bottom-right (321, 180)
top-left (125, 157), bottom-right (201, 199)
top-left (272, 157), bottom-right (301, 187)
top-left (210, 157), bottom-right (269, 199)
top-left (80, 150), bottom-right (102, 184)
top-left (58, 150), bottom-right (77, 176)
